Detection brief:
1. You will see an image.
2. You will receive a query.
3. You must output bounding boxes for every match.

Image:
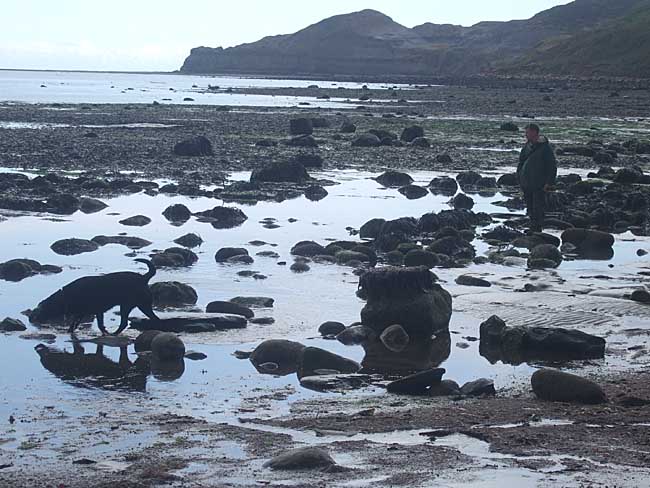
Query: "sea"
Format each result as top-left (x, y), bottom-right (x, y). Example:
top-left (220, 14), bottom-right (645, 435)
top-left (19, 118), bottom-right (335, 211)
top-left (0, 69), bottom-right (406, 107)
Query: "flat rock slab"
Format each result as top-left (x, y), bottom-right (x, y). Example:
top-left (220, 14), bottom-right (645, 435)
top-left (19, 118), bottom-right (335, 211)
top-left (77, 336), bottom-right (132, 348)
top-left (230, 296), bottom-right (275, 308)
top-left (386, 368), bottom-right (446, 395)
top-left (50, 238), bottom-right (99, 256)
top-left (300, 374), bottom-right (373, 392)
top-left (130, 314), bottom-right (246, 332)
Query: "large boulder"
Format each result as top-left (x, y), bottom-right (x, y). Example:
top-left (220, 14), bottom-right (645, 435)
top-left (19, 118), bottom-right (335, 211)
top-left (528, 244), bottom-right (562, 269)
top-left (173, 136), bottom-right (213, 156)
top-left (359, 218), bottom-right (386, 239)
top-left (386, 368), bottom-right (445, 395)
top-left (500, 122), bottom-right (519, 132)
top-left (428, 176), bottom-right (458, 196)
top-left (264, 447), bottom-right (335, 470)
top-left (374, 217), bottom-right (419, 252)
top-left (173, 233), bottom-right (203, 248)
top-left (162, 204), bottom-right (191, 223)
top-left (304, 185), bottom-right (328, 201)
top-left (359, 266), bottom-right (452, 338)
top-left (206, 301), bottom-right (254, 318)
top-left (340, 120), bottom-right (356, 133)
top-left (79, 197), bottom-right (108, 214)
top-left (451, 193), bottom-right (474, 210)
top-left (297, 346), bottom-right (361, 378)
top-left (0, 317), bottom-right (27, 332)
top-left (215, 247), bottom-right (249, 262)
top-left (531, 369), bottom-right (607, 404)
top-left (561, 228), bottom-right (614, 255)
top-left (291, 241), bottom-right (327, 257)
top-left (289, 152), bottom-right (323, 168)
top-left (614, 167), bottom-right (644, 184)
top-left (230, 296), bottom-right (274, 308)
top-left (151, 333), bottom-right (186, 361)
top-left (134, 330), bottom-right (163, 352)
top-left (375, 171), bottom-right (414, 188)
top-left (456, 171), bottom-right (482, 190)
top-left (480, 315), bottom-right (606, 364)
top-left (403, 249), bottom-right (438, 269)
top-left (91, 235), bottom-right (152, 249)
top-left (286, 135), bottom-right (317, 147)
top-left (398, 185), bottom-right (428, 200)
top-left (151, 247), bottom-right (198, 268)
top-left (150, 282), bottom-right (198, 308)
top-left (0, 259), bottom-right (62, 282)
top-left (351, 133), bottom-right (381, 147)
top-left (119, 215), bottom-right (151, 227)
top-left (250, 161), bottom-right (310, 184)
top-left (289, 118), bottom-right (313, 136)
top-left (249, 339), bottom-right (306, 375)
top-left (400, 125), bottom-right (424, 143)
top-left (194, 206), bottom-right (248, 229)
top-left (50, 238), bottom-right (99, 256)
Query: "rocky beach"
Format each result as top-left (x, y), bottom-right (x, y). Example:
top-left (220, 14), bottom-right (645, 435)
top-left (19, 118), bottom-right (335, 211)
top-left (1, 78), bottom-right (650, 488)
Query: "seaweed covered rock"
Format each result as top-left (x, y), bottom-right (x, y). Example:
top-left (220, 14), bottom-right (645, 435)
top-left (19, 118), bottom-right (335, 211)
top-left (173, 136), bottom-right (213, 156)
top-left (194, 206), bottom-right (248, 229)
top-left (250, 161), bottom-right (310, 184)
top-left (374, 217), bottom-right (419, 252)
top-left (375, 171), bottom-right (414, 188)
top-left (359, 266), bottom-right (452, 338)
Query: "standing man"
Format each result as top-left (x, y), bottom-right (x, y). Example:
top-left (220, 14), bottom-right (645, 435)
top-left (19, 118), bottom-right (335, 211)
top-left (517, 123), bottom-right (557, 233)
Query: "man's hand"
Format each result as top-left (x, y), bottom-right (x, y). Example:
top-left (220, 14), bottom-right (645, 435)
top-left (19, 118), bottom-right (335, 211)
top-left (543, 184), bottom-right (554, 192)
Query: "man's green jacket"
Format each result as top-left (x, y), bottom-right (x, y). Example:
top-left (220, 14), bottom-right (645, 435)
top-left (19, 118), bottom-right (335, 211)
top-left (517, 136), bottom-right (557, 191)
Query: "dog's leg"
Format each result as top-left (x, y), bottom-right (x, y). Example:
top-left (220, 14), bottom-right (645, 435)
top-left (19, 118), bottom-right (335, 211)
top-left (113, 305), bottom-right (134, 336)
top-left (137, 299), bottom-right (159, 321)
top-left (68, 316), bottom-right (82, 335)
top-left (96, 313), bottom-right (108, 336)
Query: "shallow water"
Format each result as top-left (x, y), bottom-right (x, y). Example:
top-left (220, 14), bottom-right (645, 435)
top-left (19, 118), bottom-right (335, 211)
top-left (1, 168), bottom-right (649, 445)
top-left (0, 70), bottom-right (409, 107)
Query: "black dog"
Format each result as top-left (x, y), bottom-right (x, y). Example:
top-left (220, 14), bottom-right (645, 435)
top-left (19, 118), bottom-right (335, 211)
top-left (30, 259), bottom-right (159, 335)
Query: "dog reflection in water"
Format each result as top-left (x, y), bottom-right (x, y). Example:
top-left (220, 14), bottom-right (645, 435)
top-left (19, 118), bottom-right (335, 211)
top-left (35, 341), bottom-right (150, 391)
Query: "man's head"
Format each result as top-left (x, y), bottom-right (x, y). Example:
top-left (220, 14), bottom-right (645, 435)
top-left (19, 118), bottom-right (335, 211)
top-left (525, 123), bottom-right (540, 143)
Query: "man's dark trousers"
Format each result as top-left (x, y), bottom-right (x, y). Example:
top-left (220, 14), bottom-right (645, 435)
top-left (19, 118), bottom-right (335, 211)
top-left (524, 189), bottom-right (545, 232)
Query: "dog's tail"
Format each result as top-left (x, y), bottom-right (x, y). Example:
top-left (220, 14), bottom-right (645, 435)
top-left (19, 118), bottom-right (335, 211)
top-left (135, 259), bottom-right (156, 282)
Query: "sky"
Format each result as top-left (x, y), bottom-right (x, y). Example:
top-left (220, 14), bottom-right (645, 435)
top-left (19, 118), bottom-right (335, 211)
top-left (0, 0), bottom-right (572, 72)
